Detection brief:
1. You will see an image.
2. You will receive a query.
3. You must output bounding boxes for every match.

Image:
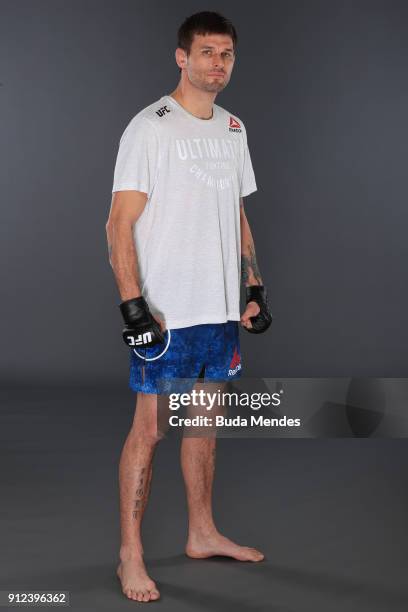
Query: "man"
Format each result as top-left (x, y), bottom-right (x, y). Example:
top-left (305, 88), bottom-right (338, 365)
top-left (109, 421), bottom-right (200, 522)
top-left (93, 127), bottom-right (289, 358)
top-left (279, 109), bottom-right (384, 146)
top-left (106, 11), bottom-right (272, 603)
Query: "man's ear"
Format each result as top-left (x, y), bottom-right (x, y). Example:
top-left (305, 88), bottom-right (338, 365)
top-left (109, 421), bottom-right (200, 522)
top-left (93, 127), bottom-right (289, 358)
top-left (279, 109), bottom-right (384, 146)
top-left (175, 48), bottom-right (187, 71)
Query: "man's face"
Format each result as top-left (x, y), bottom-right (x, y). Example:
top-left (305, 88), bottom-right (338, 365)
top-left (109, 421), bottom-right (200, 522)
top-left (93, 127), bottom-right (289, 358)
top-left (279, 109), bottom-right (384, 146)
top-left (182, 33), bottom-right (235, 93)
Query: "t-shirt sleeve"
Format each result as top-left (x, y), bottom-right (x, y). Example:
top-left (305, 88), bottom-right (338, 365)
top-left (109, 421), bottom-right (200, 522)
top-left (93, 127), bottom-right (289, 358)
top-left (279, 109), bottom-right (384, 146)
top-left (112, 116), bottom-right (159, 196)
top-left (240, 128), bottom-right (257, 198)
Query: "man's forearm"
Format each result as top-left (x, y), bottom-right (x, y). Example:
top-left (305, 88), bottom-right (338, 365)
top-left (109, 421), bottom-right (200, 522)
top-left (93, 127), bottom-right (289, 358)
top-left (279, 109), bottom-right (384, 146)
top-left (106, 220), bottom-right (142, 301)
top-left (240, 213), bottom-right (263, 287)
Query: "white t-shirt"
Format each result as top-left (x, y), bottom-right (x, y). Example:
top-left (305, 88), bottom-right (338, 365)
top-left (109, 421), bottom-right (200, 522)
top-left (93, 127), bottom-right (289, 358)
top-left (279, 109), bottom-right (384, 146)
top-left (112, 94), bottom-right (257, 329)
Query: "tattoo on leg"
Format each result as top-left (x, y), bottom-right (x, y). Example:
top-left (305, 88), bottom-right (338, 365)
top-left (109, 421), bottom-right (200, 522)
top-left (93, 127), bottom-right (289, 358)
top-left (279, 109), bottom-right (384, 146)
top-left (132, 467), bottom-right (147, 521)
top-left (142, 467), bottom-right (152, 510)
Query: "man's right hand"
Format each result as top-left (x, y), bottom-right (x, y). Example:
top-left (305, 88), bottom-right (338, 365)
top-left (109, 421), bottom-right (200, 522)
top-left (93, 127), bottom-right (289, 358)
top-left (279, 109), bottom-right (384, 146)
top-left (119, 296), bottom-right (165, 348)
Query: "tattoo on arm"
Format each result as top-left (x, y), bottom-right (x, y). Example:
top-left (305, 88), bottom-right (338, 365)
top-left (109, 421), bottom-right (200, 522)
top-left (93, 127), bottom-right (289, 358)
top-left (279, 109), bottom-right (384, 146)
top-left (241, 244), bottom-right (262, 286)
top-left (108, 243), bottom-right (112, 264)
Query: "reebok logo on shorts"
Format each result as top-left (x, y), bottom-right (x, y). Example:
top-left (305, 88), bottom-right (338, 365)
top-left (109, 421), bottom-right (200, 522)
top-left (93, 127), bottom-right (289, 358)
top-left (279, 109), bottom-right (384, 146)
top-left (228, 346), bottom-right (241, 376)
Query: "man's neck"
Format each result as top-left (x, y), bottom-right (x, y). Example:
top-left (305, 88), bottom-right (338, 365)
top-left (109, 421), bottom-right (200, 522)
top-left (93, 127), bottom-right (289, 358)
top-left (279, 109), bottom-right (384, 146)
top-left (169, 84), bottom-right (216, 120)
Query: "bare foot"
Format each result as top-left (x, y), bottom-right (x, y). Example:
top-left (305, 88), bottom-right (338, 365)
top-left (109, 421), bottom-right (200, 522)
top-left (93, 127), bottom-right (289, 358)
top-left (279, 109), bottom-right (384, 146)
top-left (186, 530), bottom-right (264, 562)
top-left (116, 556), bottom-right (160, 602)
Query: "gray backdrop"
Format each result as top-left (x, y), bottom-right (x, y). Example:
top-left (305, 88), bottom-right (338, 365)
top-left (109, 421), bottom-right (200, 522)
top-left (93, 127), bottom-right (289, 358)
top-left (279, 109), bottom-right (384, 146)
top-left (1, 0), bottom-right (408, 386)
top-left (2, 4), bottom-right (408, 611)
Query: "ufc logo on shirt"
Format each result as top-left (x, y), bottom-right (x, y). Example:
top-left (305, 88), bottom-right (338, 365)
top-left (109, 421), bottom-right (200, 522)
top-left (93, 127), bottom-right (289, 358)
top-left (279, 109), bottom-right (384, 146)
top-left (155, 105), bottom-right (170, 117)
top-left (126, 332), bottom-right (153, 346)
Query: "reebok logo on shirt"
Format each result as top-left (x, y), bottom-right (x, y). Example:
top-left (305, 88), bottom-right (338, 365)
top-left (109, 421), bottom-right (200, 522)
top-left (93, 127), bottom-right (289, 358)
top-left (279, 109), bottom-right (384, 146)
top-left (229, 116), bottom-right (242, 132)
top-left (156, 105), bottom-right (171, 117)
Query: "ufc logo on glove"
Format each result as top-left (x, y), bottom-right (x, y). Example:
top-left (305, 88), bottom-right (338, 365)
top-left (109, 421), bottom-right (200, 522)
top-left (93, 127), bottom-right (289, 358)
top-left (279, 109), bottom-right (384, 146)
top-left (126, 331), bottom-right (153, 346)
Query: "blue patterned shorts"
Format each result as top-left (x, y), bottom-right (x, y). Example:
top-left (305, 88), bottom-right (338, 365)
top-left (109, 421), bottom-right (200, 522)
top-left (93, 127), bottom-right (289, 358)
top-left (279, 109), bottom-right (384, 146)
top-left (129, 321), bottom-right (242, 395)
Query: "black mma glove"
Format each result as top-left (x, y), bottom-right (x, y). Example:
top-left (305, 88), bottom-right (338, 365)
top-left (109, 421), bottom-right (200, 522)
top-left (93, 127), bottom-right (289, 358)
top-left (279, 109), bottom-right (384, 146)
top-left (245, 285), bottom-right (273, 334)
top-left (119, 296), bottom-right (165, 348)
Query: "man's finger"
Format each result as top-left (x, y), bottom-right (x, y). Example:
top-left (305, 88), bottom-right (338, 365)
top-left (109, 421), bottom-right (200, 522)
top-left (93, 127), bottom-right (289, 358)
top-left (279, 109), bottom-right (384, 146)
top-left (153, 316), bottom-right (166, 333)
top-left (240, 315), bottom-right (253, 329)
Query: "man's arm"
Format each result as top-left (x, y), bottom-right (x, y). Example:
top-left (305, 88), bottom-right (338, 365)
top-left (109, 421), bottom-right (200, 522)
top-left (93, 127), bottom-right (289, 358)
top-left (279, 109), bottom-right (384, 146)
top-left (240, 197), bottom-right (263, 287)
top-left (239, 198), bottom-right (273, 333)
top-left (105, 190), bottom-right (147, 301)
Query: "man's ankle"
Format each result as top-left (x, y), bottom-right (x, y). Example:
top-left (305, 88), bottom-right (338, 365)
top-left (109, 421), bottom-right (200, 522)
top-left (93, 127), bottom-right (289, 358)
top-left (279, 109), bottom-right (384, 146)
top-left (119, 545), bottom-right (144, 561)
top-left (188, 523), bottom-right (218, 539)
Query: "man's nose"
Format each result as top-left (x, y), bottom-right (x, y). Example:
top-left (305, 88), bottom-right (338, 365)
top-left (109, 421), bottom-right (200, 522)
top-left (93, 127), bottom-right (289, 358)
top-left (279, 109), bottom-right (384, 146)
top-left (212, 57), bottom-right (224, 69)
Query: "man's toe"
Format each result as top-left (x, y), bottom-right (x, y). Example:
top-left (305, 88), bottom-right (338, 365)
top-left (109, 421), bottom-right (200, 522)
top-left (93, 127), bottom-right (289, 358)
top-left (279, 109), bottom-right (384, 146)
top-left (251, 548), bottom-right (264, 561)
top-left (142, 590), bottom-right (151, 602)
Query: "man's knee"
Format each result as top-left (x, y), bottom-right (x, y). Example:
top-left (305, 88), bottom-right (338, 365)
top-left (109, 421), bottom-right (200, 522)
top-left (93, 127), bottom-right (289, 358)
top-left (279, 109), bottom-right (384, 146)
top-left (130, 394), bottom-right (163, 446)
top-left (128, 425), bottom-right (163, 450)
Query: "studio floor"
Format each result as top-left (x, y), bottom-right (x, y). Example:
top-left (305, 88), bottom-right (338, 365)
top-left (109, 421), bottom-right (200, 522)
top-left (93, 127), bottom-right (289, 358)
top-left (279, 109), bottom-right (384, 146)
top-left (1, 386), bottom-right (408, 611)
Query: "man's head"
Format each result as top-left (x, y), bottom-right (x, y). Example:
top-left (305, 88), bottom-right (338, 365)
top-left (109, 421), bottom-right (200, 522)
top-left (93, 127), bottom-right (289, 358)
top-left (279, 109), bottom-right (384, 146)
top-left (176, 11), bottom-right (237, 93)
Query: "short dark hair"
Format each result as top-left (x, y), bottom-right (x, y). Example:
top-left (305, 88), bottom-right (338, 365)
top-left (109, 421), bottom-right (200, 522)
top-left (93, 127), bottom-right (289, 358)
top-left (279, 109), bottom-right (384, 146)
top-left (177, 11), bottom-right (238, 55)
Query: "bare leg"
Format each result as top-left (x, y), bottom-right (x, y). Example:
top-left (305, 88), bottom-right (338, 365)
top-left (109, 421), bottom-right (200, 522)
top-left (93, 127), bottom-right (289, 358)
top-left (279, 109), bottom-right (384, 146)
top-left (181, 382), bottom-right (264, 562)
top-left (116, 391), bottom-right (161, 602)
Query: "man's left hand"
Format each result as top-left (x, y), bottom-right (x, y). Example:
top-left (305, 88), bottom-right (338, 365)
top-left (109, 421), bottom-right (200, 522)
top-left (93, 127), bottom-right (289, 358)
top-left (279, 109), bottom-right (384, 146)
top-left (241, 285), bottom-right (273, 334)
top-left (240, 301), bottom-right (260, 330)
